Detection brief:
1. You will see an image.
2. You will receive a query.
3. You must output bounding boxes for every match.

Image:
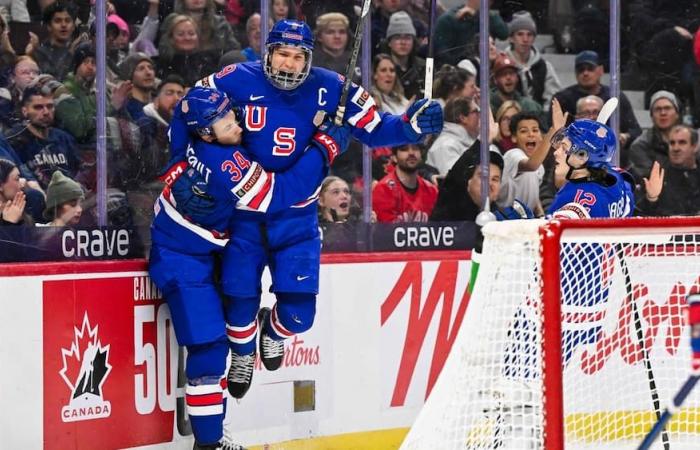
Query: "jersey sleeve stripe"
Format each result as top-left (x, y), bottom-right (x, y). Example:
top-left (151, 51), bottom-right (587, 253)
top-left (230, 162), bottom-right (264, 199)
top-left (291, 185), bottom-right (322, 208)
top-left (237, 172), bottom-right (274, 212)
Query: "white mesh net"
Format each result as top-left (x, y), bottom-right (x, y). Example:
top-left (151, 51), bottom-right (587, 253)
top-left (400, 219), bottom-right (700, 450)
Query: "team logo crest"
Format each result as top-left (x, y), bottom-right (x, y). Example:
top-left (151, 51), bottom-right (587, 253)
top-left (596, 126), bottom-right (607, 138)
top-left (59, 312), bottom-right (112, 422)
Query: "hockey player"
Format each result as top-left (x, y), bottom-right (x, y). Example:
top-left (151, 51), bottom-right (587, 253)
top-left (549, 118), bottom-right (635, 220)
top-left (149, 86), bottom-right (351, 450)
top-left (168, 19), bottom-right (443, 399)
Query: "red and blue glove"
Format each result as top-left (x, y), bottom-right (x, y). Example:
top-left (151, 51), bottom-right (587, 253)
top-left (402, 98), bottom-right (444, 140)
top-left (311, 117), bottom-right (352, 166)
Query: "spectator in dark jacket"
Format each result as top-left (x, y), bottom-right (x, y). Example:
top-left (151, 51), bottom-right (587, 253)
top-left (553, 50), bottom-right (641, 161)
top-left (430, 142), bottom-right (504, 222)
top-left (628, 89), bottom-right (681, 180)
top-left (6, 86), bottom-right (83, 190)
top-left (636, 124), bottom-right (700, 216)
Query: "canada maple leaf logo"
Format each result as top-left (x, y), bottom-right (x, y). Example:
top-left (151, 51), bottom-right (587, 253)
top-left (59, 313), bottom-right (112, 422)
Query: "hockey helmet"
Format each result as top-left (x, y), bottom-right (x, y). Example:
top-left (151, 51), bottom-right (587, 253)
top-left (178, 86), bottom-right (238, 138)
top-left (263, 19), bottom-right (314, 90)
top-left (552, 118), bottom-right (617, 169)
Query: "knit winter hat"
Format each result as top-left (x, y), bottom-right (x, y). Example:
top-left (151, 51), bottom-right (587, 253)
top-left (118, 52), bottom-right (154, 81)
top-left (43, 171), bottom-right (84, 220)
top-left (386, 11), bottom-right (416, 40)
top-left (72, 42), bottom-right (95, 73)
top-left (508, 11), bottom-right (537, 36)
top-left (649, 90), bottom-right (679, 113)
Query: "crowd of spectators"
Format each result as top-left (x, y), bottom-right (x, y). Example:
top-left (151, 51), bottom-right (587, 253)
top-left (0, 0), bottom-right (699, 255)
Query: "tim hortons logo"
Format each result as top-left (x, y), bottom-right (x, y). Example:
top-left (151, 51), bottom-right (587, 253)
top-left (578, 275), bottom-right (700, 374)
top-left (381, 261), bottom-right (470, 407)
top-left (59, 312), bottom-right (112, 422)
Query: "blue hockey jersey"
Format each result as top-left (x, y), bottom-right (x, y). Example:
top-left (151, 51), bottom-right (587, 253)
top-left (548, 169), bottom-right (635, 219)
top-left (151, 140), bottom-right (329, 254)
top-left (192, 63), bottom-right (418, 171)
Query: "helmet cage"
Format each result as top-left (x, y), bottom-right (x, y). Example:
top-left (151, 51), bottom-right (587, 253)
top-left (263, 20), bottom-right (314, 91)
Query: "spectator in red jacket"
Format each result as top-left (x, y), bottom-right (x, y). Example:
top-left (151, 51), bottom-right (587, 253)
top-left (372, 143), bottom-right (438, 223)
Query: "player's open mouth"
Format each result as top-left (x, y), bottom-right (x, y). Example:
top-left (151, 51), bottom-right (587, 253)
top-left (339, 202), bottom-right (348, 209)
top-left (525, 141), bottom-right (537, 151)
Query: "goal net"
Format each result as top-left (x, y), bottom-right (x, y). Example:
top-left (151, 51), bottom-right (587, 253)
top-left (400, 217), bottom-right (700, 450)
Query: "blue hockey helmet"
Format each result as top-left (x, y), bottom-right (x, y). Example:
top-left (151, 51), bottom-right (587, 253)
top-left (263, 19), bottom-right (314, 90)
top-left (552, 118), bottom-right (617, 169)
top-left (178, 86), bottom-right (238, 138)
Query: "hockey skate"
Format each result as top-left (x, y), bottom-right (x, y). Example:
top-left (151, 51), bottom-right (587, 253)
top-left (258, 307), bottom-right (285, 371)
top-left (193, 437), bottom-right (246, 450)
top-left (226, 351), bottom-right (255, 399)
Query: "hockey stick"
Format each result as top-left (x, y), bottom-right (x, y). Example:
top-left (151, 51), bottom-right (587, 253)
top-left (334, 0), bottom-right (372, 126)
top-left (408, 0), bottom-right (437, 132)
top-left (615, 244), bottom-right (671, 450)
top-left (638, 374), bottom-right (700, 450)
top-left (597, 97), bottom-right (619, 124)
top-left (638, 294), bottom-right (700, 450)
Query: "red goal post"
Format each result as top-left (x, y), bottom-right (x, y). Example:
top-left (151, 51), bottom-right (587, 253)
top-left (401, 216), bottom-right (700, 450)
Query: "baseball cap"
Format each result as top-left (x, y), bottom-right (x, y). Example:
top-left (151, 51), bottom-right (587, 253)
top-left (575, 50), bottom-right (600, 69)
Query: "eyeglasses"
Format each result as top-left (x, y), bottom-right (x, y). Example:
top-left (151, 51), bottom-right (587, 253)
top-left (652, 105), bottom-right (675, 114)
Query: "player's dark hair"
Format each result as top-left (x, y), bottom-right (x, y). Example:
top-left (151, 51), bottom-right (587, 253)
top-left (509, 111), bottom-right (543, 136)
top-left (43, 1), bottom-right (77, 25)
top-left (156, 75), bottom-right (186, 95)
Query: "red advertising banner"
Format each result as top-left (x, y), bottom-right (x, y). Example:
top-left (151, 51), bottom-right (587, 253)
top-left (43, 276), bottom-right (178, 450)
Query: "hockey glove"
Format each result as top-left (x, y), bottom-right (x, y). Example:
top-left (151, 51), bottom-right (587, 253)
top-left (162, 161), bottom-right (217, 221)
top-left (494, 199), bottom-right (535, 221)
top-left (402, 99), bottom-right (444, 140)
top-left (312, 118), bottom-right (352, 166)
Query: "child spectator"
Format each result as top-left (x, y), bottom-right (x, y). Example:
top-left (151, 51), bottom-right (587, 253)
top-left (318, 176), bottom-right (359, 224)
top-left (372, 143), bottom-right (438, 223)
top-left (40, 169), bottom-right (83, 226)
top-left (498, 100), bottom-right (566, 216)
top-left (370, 53), bottom-right (409, 115)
